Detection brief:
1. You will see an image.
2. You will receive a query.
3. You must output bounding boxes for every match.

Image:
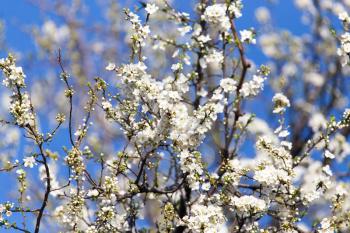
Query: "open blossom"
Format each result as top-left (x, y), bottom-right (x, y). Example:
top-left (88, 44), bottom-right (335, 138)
top-left (105, 62), bottom-right (116, 71)
top-left (339, 11), bottom-right (350, 22)
top-left (16, 169), bottom-right (25, 176)
top-left (0, 55), bottom-right (35, 126)
top-left (228, 0), bottom-right (243, 18)
top-left (23, 156), bottom-right (36, 168)
top-left (272, 93), bottom-right (290, 114)
top-left (171, 63), bottom-right (182, 71)
top-left (86, 189), bottom-right (99, 197)
top-left (145, 3), bottom-right (159, 15)
top-left (240, 74), bottom-right (265, 97)
top-left (254, 165), bottom-right (290, 186)
top-left (202, 4), bottom-right (230, 31)
top-left (220, 78), bottom-right (237, 92)
top-left (195, 34), bottom-right (211, 47)
top-left (324, 150), bottom-right (335, 159)
top-left (240, 29), bottom-right (256, 44)
top-left (200, 49), bottom-right (224, 69)
top-left (231, 195), bottom-right (267, 214)
top-left (182, 201), bottom-right (226, 233)
top-left (125, 10), bottom-right (151, 47)
top-left (101, 100), bottom-right (112, 110)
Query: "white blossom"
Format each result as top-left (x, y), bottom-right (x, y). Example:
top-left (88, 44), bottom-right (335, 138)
top-left (324, 150), bottom-right (335, 159)
top-left (0, 55), bottom-right (26, 88)
top-left (202, 4), bottom-right (230, 31)
top-left (220, 78), bottom-right (237, 92)
top-left (87, 189), bottom-right (99, 198)
top-left (240, 29), bottom-right (256, 44)
top-left (272, 93), bottom-right (290, 114)
top-left (183, 201), bottom-right (226, 232)
top-left (145, 3), bottom-right (159, 15)
top-left (200, 49), bottom-right (224, 69)
top-left (240, 75), bottom-right (266, 97)
top-left (231, 195), bottom-right (267, 214)
top-left (228, 0), bottom-right (243, 18)
top-left (23, 156), bottom-right (36, 168)
top-left (105, 62), bottom-right (116, 71)
top-left (338, 32), bottom-right (350, 66)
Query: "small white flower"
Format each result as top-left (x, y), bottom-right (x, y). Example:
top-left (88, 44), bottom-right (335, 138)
top-left (272, 93), bottom-right (290, 114)
top-left (232, 195), bottom-right (266, 213)
top-left (102, 101), bottom-right (112, 110)
top-left (202, 4), bottom-right (230, 31)
top-left (240, 29), bottom-right (256, 44)
top-left (105, 62), bottom-right (116, 71)
top-left (6, 210), bottom-right (12, 217)
top-left (229, 0), bottom-right (243, 18)
top-left (183, 201), bottom-right (226, 232)
top-left (278, 130), bottom-right (290, 138)
top-left (16, 169), bottom-right (25, 175)
top-left (171, 63), bottom-right (182, 71)
top-left (87, 189), bottom-right (99, 197)
top-left (23, 156), bottom-right (36, 168)
top-left (145, 3), bottom-right (159, 15)
top-left (220, 78), bottom-right (237, 92)
top-left (240, 75), bottom-right (265, 97)
top-left (202, 182), bottom-right (211, 191)
top-left (200, 49), bottom-right (224, 69)
top-left (74, 128), bottom-right (83, 137)
top-left (197, 34), bottom-right (211, 44)
top-left (324, 150), bottom-right (335, 159)
top-left (339, 11), bottom-right (350, 21)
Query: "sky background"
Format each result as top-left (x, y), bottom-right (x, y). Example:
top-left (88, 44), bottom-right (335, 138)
top-left (0, 0), bottom-right (308, 59)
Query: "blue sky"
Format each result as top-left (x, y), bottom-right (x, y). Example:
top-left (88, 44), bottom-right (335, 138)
top-left (0, 0), bottom-right (307, 56)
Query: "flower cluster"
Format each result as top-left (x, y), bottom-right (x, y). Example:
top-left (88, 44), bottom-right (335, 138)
top-left (0, 54), bottom-right (34, 126)
top-left (125, 9), bottom-right (150, 48)
top-left (240, 74), bottom-right (266, 97)
top-left (182, 198), bottom-right (226, 232)
top-left (0, 54), bottom-right (25, 88)
top-left (338, 12), bottom-right (350, 66)
top-left (202, 4), bottom-right (230, 32)
top-left (231, 195), bottom-right (267, 215)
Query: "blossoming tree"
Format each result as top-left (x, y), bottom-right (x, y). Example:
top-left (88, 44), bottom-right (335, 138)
top-left (0, 0), bottom-right (350, 232)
